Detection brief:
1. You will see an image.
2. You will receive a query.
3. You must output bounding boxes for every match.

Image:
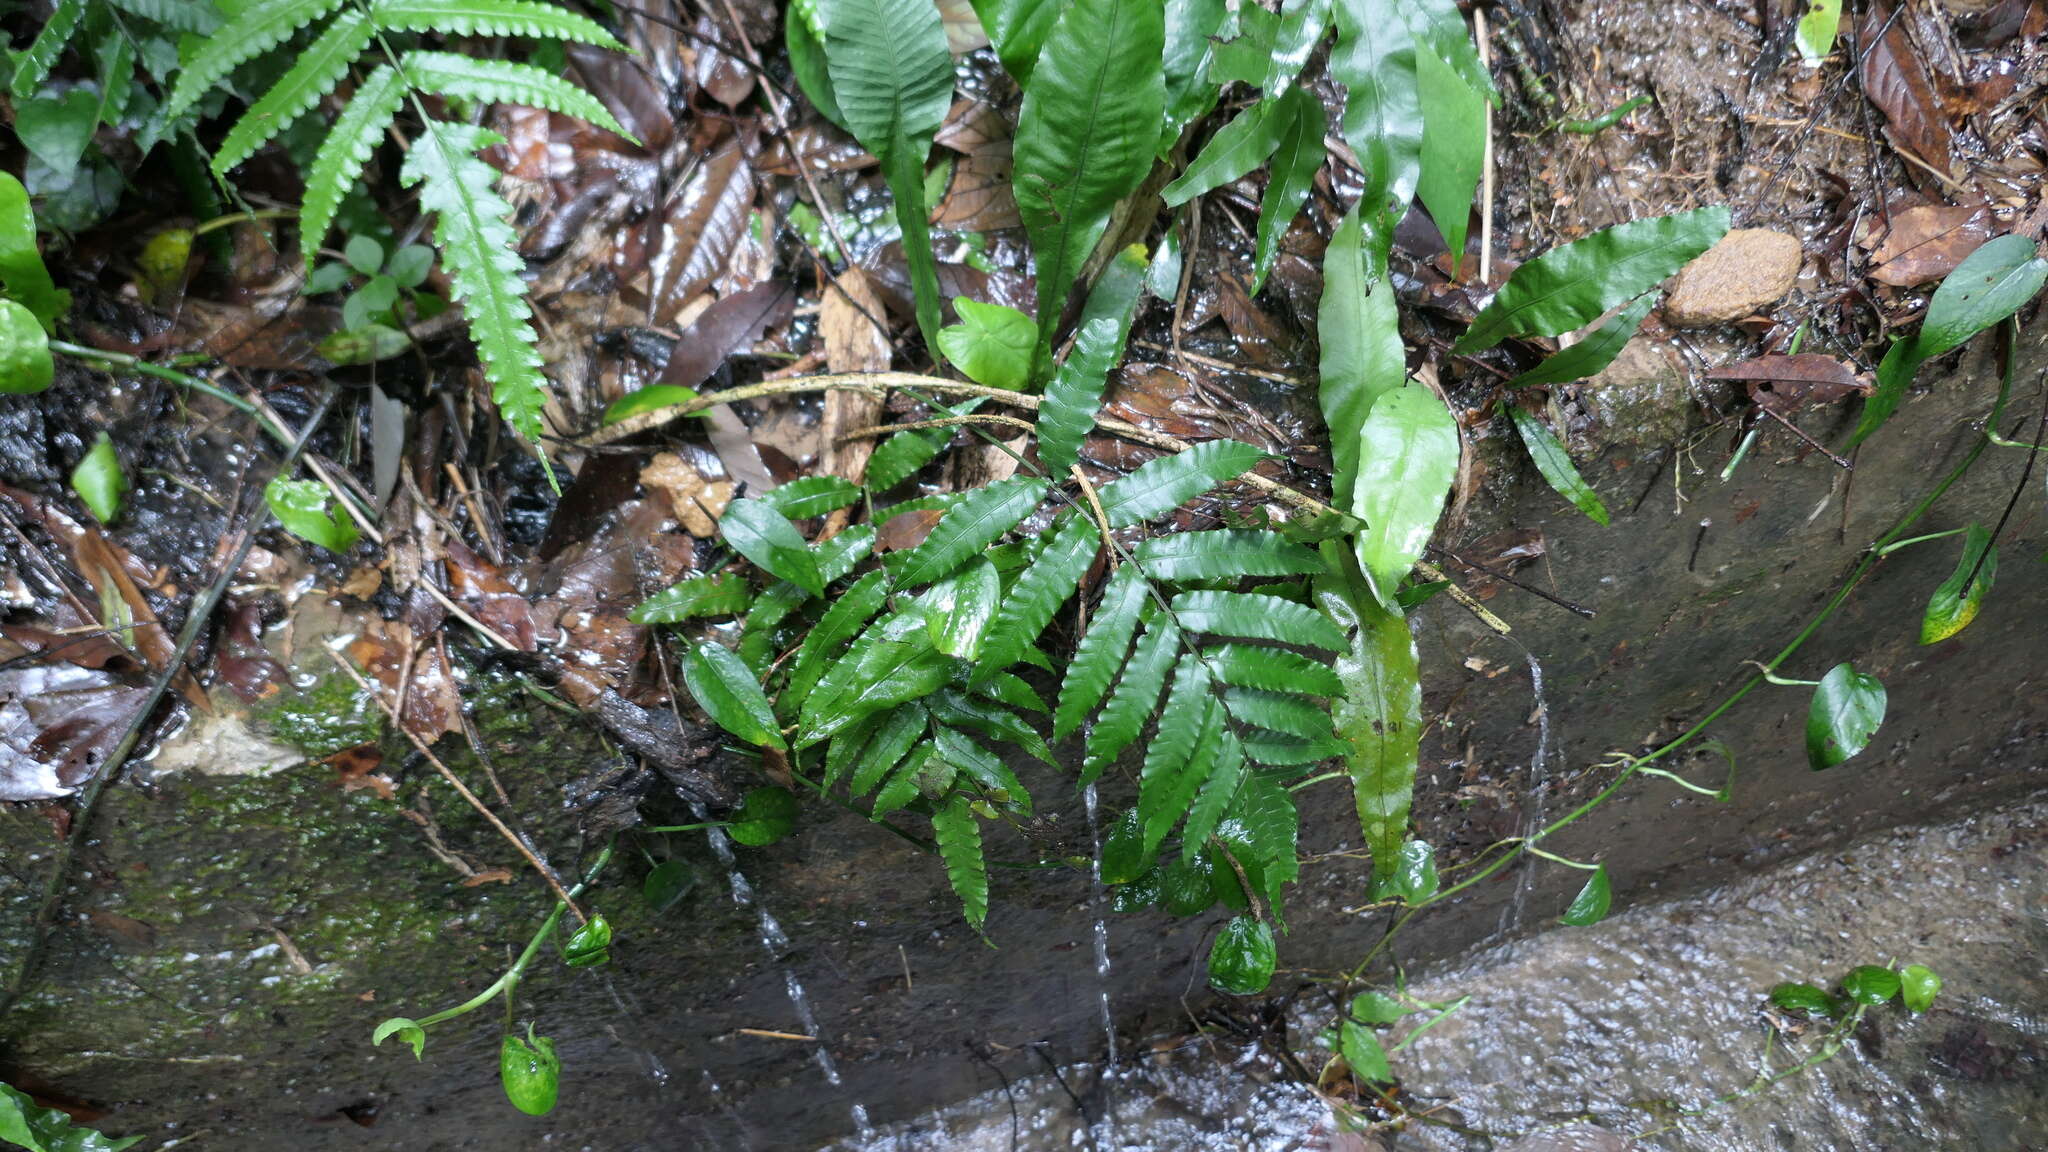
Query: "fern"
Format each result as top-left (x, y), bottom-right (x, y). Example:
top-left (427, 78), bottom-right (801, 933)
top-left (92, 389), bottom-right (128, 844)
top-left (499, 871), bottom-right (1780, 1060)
top-left (12, 0), bottom-right (84, 98)
top-left (885, 477), bottom-right (1048, 588)
top-left (368, 0), bottom-right (623, 44)
top-left (163, 0), bottom-right (351, 125)
top-left (1095, 438), bottom-right (1272, 527)
top-left (1084, 613), bottom-right (1180, 782)
top-left (1130, 529), bottom-right (1321, 581)
top-left (975, 513), bottom-right (1096, 675)
top-left (300, 64), bottom-right (406, 267)
top-left (105, 0), bottom-right (219, 33)
top-left (1052, 565), bottom-right (1146, 739)
top-left (1170, 590), bottom-right (1350, 652)
top-left (213, 11), bottom-right (376, 173)
top-left (931, 794), bottom-right (989, 930)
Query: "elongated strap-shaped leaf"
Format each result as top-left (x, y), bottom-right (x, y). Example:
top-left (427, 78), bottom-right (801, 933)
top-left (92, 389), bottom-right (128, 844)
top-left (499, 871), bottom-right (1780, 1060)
top-left (400, 121), bottom-right (552, 443)
top-left (1206, 643), bottom-right (1344, 698)
top-left (1131, 529), bottom-right (1320, 581)
top-left (977, 513), bottom-right (1097, 673)
top-left (759, 475), bottom-right (863, 519)
top-left (719, 498), bottom-right (824, 595)
top-left (369, 0), bottom-right (623, 47)
top-left (1351, 383), bottom-right (1458, 605)
top-left (1161, 97), bottom-right (1290, 208)
top-left (630, 572), bottom-right (752, 624)
top-left (787, 569), bottom-right (890, 707)
top-left (1160, 0), bottom-right (1229, 146)
top-left (1414, 42), bottom-right (1485, 273)
top-left (934, 724), bottom-right (1031, 812)
top-left (932, 794), bottom-right (989, 929)
top-left (1508, 405), bottom-right (1610, 526)
top-left (1012, 0), bottom-right (1165, 376)
top-left (682, 642), bottom-right (785, 749)
top-left (785, 0), bottom-right (847, 131)
top-left (1096, 438), bottom-right (1272, 527)
top-left (1084, 614), bottom-right (1179, 781)
top-left (847, 704), bottom-right (927, 795)
top-left (922, 557), bottom-right (1002, 659)
top-left (1400, 0), bottom-right (1495, 100)
top-left (107, 0), bottom-right (219, 33)
top-left (1039, 245), bottom-right (1148, 473)
top-left (1253, 87), bottom-right (1326, 294)
top-left (1054, 565), bottom-right (1147, 739)
top-left (162, 0), bottom-right (350, 124)
top-left (1171, 590), bottom-right (1348, 652)
top-left (1318, 206), bottom-right (1404, 507)
top-left (1223, 686), bottom-right (1336, 742)
top-left (1209, 0), bottom-right (1329, 95)
top-left (301, 65), bottom-right (406, 266)
top-left (970, 0), bottom-right (1063, 85)
top-left (1507, 292), bottom-right (1657, 388)
top-left (1458, 207), bottom-right (1730, 352)
top-left (215, 12), bottom-right (375, 175)
top-left (1138, 656), bottom-right (1217, 854)
top-left (887, 476), bottom-right (1048, 588)
top-left (932, 690), bottom-right (1053, 765)
top-left (1178, 728), bottom-right (1244, 857)
top-left (400, 52), bottom-right (630, 140)
top-left (1316, 553), bottom-right (1421, 890)
top-left (818, 0), bottom-right (953, 354)
top-left (1331, 0), bottom-right (1421, 213)
top-left (12, 0), bottom-right (84, 99)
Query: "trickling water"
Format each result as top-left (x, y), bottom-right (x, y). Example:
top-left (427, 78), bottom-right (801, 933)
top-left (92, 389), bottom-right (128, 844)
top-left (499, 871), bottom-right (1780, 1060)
top-left (1080, 782), bottom-right (1118, 1066)
top-left (1498, 650), bottom-right (1552, 940)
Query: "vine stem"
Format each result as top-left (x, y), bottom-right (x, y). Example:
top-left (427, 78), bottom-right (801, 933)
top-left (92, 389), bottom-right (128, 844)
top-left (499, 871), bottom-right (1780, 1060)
top-left (51, 340), bottom-right (265, 422)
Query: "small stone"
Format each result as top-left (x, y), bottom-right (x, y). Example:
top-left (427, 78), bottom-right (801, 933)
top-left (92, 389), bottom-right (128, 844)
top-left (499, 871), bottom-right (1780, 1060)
top-left (1663, 228), bottom-right (1802, 327)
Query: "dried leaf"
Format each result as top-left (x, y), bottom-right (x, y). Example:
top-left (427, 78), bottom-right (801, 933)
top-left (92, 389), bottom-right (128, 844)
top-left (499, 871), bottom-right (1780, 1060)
top-left (640, 452), bottom-right (733, 536)
top-left (1858, 2), bottom-right (1954, 181)
top-left (649, 135), bottom-right (759, 321)
top-left (0, 657), bottom-right (152, 800)
top-left (1707, 353), bottom-right (1872, 414)
top-left (1862, 203), bottom-right (1992, 287)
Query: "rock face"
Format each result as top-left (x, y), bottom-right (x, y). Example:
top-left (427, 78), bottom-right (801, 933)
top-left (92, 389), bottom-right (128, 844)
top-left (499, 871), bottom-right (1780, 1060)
top-left (1663, 228), bottom-right (1802, 327)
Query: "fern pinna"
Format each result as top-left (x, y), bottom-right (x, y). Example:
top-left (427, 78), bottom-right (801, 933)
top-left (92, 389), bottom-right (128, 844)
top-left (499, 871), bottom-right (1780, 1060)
top-left (165, 0), bottom-right (633, 449)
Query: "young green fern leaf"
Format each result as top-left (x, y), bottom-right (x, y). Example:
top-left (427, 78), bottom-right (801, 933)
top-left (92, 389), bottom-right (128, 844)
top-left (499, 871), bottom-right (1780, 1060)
top-left (932, 795), bottom-right (989, 931)
top-left (161, 0), bottom-right (352, 126)
top-left (301, 64), bottom-right (407, 268)
top-left (212, 11), bottom-right (376, 173)
top-left (367, 0), bottom-right (625, 44)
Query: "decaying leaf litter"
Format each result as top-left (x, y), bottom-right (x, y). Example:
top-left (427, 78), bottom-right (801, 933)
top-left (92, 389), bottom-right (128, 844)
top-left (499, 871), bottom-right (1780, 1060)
top-left (0, 0), bottom-right (2043, 1141)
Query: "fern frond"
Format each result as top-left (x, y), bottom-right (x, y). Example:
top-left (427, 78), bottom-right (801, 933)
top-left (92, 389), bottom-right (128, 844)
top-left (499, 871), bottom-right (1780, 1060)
top-left (1039, 244), bottom-right (1149, 473)
top-left (785, 569), bottom-right (889, 708)
top-left (1171, 590), bottom-right (1348, 652)
top-left (106, 0), bottom-right (220, 34)
top-left (1244, 734), bottom-right (1346, 765)
top-left (885, 476), bottom-right (1048, 588)
top-left (933, 725), bottom-right (1030, 813)
top-left (975, 671), bottom-right (1049, 714)
top-left (1131, 529), bottom-right (1322, 581)
top-left (399, 120), bottom-right (549, 442)
top-left (871, 743), bottom-right (934, 816)
top-left (300, 63), bottom-right (406, 266)
top-left (1139, 677), bottom-right (1220, 856)
top-left (398, 51), bottom-right (631, 141)
top-left (760, 475), bottom-right (863, 519)
top-left (815, 522), bottom-right (876, 583)
top-left (846, 704), bottom-right (927, 795)
top-left (215, 11), bottom-right (375, 175)
top-left (162, 0), bottom-right (352, 125)
top-left (1233, 772), bottom-right (1299, 912)
top-left (1222, 686), bottom-right (1337, 742)
top-left (798, 622), bottom-right (952, 745)
top-left (1205, 644), bottom-right (1344, 698)
top-left (976, 513), bottom-right (1096, 675)
top-left (1053, 566), bottom-right (1146, 740)
top-left (1179, 729), bottom-right (1245, 854)
top-left (931, 690), bottom-right (1052, 766)
top-left (1083, 614), bottom-right (1180, 783)
top-left (629, 572), bottom-right (751, 624)
top-left (11, 0), bottom-right (83, 99)
top-left (932, 794), bottom-right (989, 929)
top-left (1095, 439), bottom-right (1272, 528)
top-left (369, 0), bottom-right (625, 49)
top-left (737, 581), bottom-right (810, 672)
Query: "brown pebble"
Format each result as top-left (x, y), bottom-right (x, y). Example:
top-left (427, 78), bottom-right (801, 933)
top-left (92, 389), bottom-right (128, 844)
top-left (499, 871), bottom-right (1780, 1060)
top-left (1663, 228), bottom-right (1802, 327)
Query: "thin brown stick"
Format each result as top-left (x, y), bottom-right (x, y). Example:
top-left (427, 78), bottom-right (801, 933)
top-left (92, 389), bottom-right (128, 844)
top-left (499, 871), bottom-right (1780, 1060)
top-left (329, 651), bottom-right (586, 923)
top-left (836, 413), bottom-right (1036, 441)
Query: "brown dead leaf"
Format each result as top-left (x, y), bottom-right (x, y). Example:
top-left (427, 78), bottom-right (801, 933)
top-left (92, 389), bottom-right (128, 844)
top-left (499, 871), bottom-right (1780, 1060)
top-left (823, 268), bottom-right (893, 374)
top-left (657, 281), bottom-right (797, 393)
top-left (877, 509), bottom-right (944, 552)
top-left (326, 742), bottom-right (395, 801)
top-left (1860, 203), bottom-right (1992, 286)
top-left (690, 12), bottom-right (756, 107)
top-left (1706, 354), bottom-right (1872, 414)
top-left (1858, 2), bottom-right (1955, 182)
top-left (215, 598), bottom-right (287, 703)
top-left (0, 656), bottom-right (153, 800)
top-left (640, 453), bottom-right (733, 536)
top-left (441, 538), bottom-right (538, 651)
top-left (649, 134), bottom-right (759, 322)
top-left (461, 868), bottom-right (517, 887)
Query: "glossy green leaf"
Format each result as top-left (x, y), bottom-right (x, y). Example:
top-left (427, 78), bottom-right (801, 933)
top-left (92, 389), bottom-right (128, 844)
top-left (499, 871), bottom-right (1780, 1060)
top-left (15, 89), bottom-right (98, 176)
top-left (264, 477), bottom-right (359, 553)
top-left (371, 1016), bottom-right (428, 1059)
top-left (1178, 729), bottom-right (1246, 877)
top-left (400, 51), bottom-right (629, 141)
top-left (1806, 662), bottom-right (1886, 769)
top-left (642, 858), bottom-right (693, 912)
top-left (1559, 863), bottom-right (1612, 926)
top-left (1414, 40), bottom-right (1485, 271)
top-left (1506, 292), bottom-right (1658, 388)
top-left (818, 0), bottom-right (953, 354)
top-left (1330, 0), bottom-right (1421, 214)
top-left (1508, 405), bottom-right (1611, 526)
top-left (0, 300), bottom-right (53, 395)
top-left (977, 513), bottom-right (1097, 672)
top-left (367, 0), bottom-right (626, 45)
top-left (562, 911), bottom-right (612, 967)
top-left (846, 703), bottom-right (928, 795)
top-left (1921, 523), bottom-right (1994, 644)
top-left (934, 723), bottom-right (1030, 811)
top-left (1012, 0), bottom-right (1165, 375)
top-left (1161, 97), bottom-right (1290, 208)
top-left (1769, 981), bottom-right (1838, 1016)
top-left (1316, 556), bottom-right (1422, 891)
top-left (1842, 964), bottom-right (1902, 1006)
top-left (1317, 206), bottom-right (1404, 507)
top-left (887, 476), bottom-right (1048, 588)
top-left (970, 0), bottom-right (1062, 85)
top-left (800, 626), bottom-right (953, 745)
top-left (1209, 0), bottom-right (1329, 94)
top-left (1350, 989), bottom-right (1406, 1024)
top-left (683, 642), bottom-right (786, 750)
top-left (1389, 838), bottom-right (1439, 903)
top-left (1039, 244), bottom-right (1149, 473)
top-left (1340, 1016), bottom-right (1392, 1083)
top-left (932, 793), bottom-right (990, 929)
top-left (760, 475), bottom-right (862, 520)
top-left (0, 1080), bottom-right (142, 1151)
top-left (0, 173), bottom-right (67, 329)
top-left (1900, 963), bottom-right (1941, 1012)
top-left (1205, 644), bottom-right (1345, 698)
top-left (1101, 808), bottom-right (1148, 884)
top-left (1171, 589), bottom-right (1349, 652)
top-left (1352, 383), bottom-right (1459, 605)
top-left (1131, 529), bottom-right (1322, 581)
top-left (603, 387), bottom-right (705, 426)
top-left (1159, 0), bottom-right (1229, 145)
top-left (932, 690), bottom-right (1053, 766)
top-left (787, 570), bottom-right (891, 707)
top-left (1161, 851), bottom-right (1217, 916)
top-left (922, 557), bottom-right (1003, 659)
top-left (1794, 0), bottom-right (1841, 62)
top-left (1253, 88), bottom-right (1326, 293)
top-left (1852, 235), bottom-right (2048, 446)
top-left (10, 0), bottom-right (83, 100)
top-left (720, 498), bottom-right (824, 595)
top-left (1207, 915), bottom-right (1276, 995)
top-left (500, 1027), bottom-right (560, 1116)
top-left (1054, 566), bottom-right (1147, 739)
top-left (937, 300), bottom-right (1037, 391)
top-left (1233, 773), bottom-right (1299, 906)
top-left (630, 573), bottom-right (751, 624)
top-left (1222, 687), bottom-right (1335, 742)
top-left (1096, 439), bottom-right (1272, 527)
top-left (786, 0), bottom-right (847, 130)
top-left (1138, 658), bottom-right (1219, 854)
top-left (728, 785), bottom-right (800, 845)
top-left (1401, 0), bottom-right (1496, 99)
top-left (1084, 615), bottom-right (1180, 781)
top-left (70, 433), bottom-right (125, 524)
top-left (1457, 206), bottom-right (1731, 353)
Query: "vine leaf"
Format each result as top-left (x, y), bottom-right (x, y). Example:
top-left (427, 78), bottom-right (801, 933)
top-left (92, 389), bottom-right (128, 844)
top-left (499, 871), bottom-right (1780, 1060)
top-left (1095, 438), bottom-right (1272, 527)
top-left (0, 300), bottom-right (54, 395)
top-left (936, 299), bottom-right (1037, 390)
top-left (818, 0), bottom-right (955, 354)
top-left (1506, 292), bottom-right (1658, 388)
top-left (682, 642), bottom-right (786, 750)
top-left (0, 173), bottom-right (67, 330)
top-left (1559, 864), bottom-right (1612, 926)
top-left (1457, 206), bottom-right (1730, 353)
top-left (1805, 662), bottom-right (1886, 770)
top-left (1317, 548), bottom-right (1422, 892)
top-left (1038, 244), bottom-right (1148, 473)
top-left (1920, 522), bottom-right (1994, 645)
top-left (1012, 0), bottom-right (1165, 377)
top-left (932, 793), bottom-right (990, 930)
top-left (1317, 206), bottom-right (1404, 507)
top-left (1351, 383), bottom-right (1458, 605)
top-left (1507, 404), bottom-right (1610, 526)
top-left (1207, 914), bottom-right (1276, 995)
